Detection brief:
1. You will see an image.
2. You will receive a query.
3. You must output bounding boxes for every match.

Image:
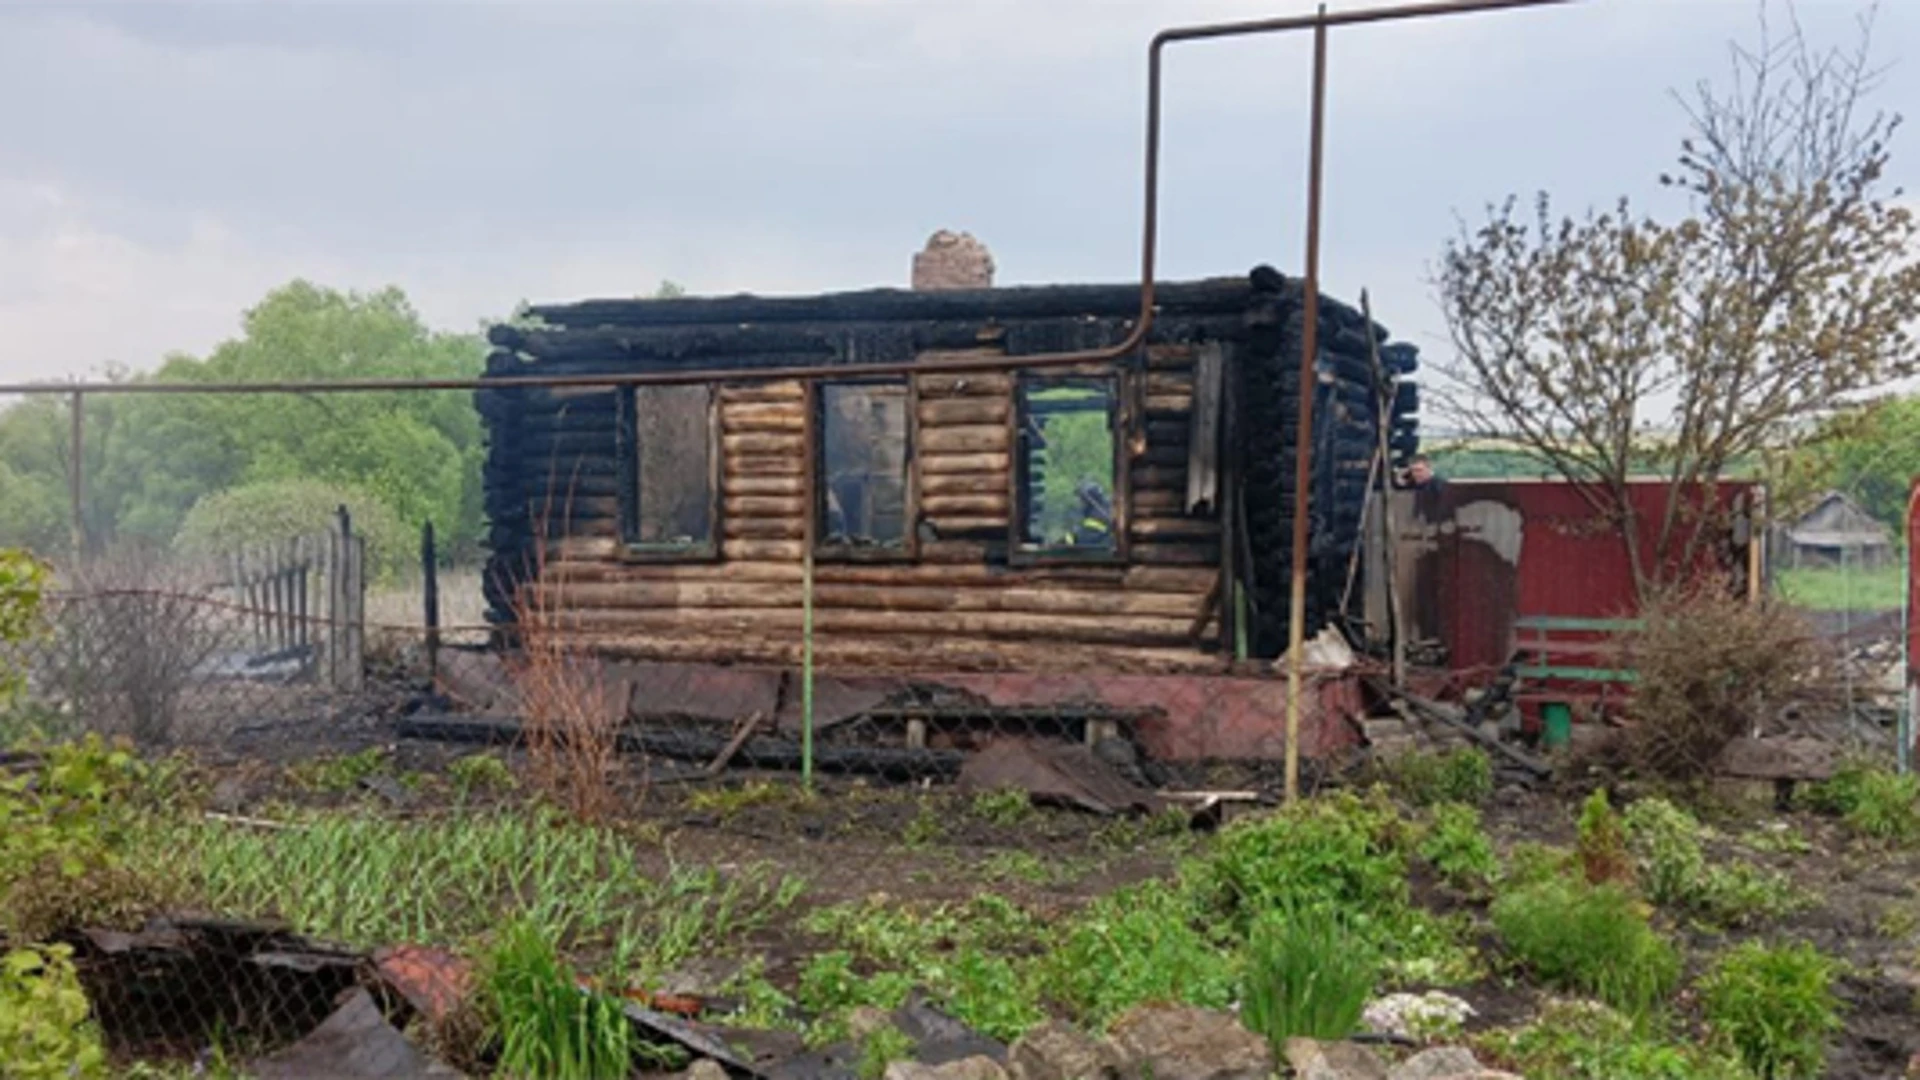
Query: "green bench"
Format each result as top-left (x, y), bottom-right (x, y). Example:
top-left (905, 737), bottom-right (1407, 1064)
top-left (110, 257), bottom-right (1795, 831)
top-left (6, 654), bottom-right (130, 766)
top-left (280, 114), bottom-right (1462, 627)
top-left (1511, 615), bottom-right (1641, 747)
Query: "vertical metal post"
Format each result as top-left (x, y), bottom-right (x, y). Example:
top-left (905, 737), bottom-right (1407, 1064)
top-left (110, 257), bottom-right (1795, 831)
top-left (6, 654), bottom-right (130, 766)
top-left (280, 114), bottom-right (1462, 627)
top-left (801, 381), bottom-right (818, 791)
top-left (1283, 9), bottom-right (1330, 804)
top-left (68, 390), bottom-right (85, 560)
top-left (422, 520), bottom-right (441, 688)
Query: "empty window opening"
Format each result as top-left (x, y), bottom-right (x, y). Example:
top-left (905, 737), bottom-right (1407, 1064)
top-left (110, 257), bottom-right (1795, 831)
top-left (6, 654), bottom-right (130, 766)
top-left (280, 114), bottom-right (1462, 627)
top-left (1016, 377), bottom-right (1118, 553)
top-left (626, 384), bottom-right (716, 554)
top-left (819, 381), bottom-right (910, 551)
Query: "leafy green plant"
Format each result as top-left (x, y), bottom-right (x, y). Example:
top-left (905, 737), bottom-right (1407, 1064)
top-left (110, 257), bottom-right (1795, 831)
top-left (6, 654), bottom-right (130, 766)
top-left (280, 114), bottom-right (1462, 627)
top-left (1478, 1001), bottom-right (1751, 1080)
top-left (1034, 879), bottom-right (1236, 1030)
top-left (1491, 876), bottom-right (1678, 1016)
top-left (1576, 788), bottom-right (1632, 886)
top-left (901, 800), bottom-right (945, 847)
top-left (449, 753), bottom-right (515, 798)
top-left (1418, 802), bottom-right (1498, 890)
top-left (859, 1026), bottom-right (916, 1080)
top-left (942, 947), bottom-right (1045, 1042)
top-left (1192, 791), bottom-right (1408, 934)
top-left (1806, 766), bottom-right (1920, 844)
top-left (482, 919), bottom-right (633, 1080)
top-left (288, 747), bottom-right (390, 793)
top-left (0, 735), bottom-right (165, 938)
top-left (1699, 941), bottom-right (1843, 1080)
top-left (0, 944), bottom-right (107, 1080)
top-left (1499, 841), bottom-right (1574, 890)
top-left (175, 478), bottom-right (412, 582)
top-left (969, 787), bottom-right (1033, 827)
top-left (796, 950), bottom-right (912, 1021)
top-left (1383, 748), bottom-right (1494, 807)
top-left (0, 548), bottom-right (47, 709)
top-left (1240, 903), bottom-right (1379, 1049)
top-left (1624, 797), bottom-right (1803, 927)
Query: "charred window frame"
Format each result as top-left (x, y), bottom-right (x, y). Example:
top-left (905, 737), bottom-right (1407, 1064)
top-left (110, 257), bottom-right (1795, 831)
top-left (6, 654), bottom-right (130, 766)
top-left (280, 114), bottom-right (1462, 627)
top-left (814, 378), bottom-right (915, 561)
top-left (616, 383), bottom-right (721, 561)
top-left (1010, 371), bottom-right (1128, 564)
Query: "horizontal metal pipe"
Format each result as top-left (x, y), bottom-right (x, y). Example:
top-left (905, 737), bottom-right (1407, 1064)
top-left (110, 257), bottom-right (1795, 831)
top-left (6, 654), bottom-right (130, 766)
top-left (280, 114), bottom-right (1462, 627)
top-left (0, 0), bottom-right (1574, 401)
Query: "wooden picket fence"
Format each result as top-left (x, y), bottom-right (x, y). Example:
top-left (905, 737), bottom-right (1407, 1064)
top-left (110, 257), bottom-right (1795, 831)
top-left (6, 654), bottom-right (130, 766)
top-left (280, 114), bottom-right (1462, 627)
top-left (218, 508), bottom-right (366, 692)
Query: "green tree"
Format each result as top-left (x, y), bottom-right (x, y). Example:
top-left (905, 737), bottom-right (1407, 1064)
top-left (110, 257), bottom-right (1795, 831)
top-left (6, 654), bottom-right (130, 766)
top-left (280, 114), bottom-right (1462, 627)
top-left (1780, 395), bottom-right (1920, 528)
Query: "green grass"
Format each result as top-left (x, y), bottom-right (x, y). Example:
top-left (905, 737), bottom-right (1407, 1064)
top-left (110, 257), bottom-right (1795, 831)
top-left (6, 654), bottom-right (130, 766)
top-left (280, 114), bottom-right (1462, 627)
top-left (142, 809), bottom-right (803, 978)
top-left (1699, 941), bottom-right (1843, 1080)
top-left (482, 918), bottom-right (636, 1080)
top-left (1478, 1001), bottom-right (1752, 1080)
top-left (1240, 903), bottom-right (1378, 1049)
top-left (1773, 565), bottom-right (1904, 611)
top-left (1491, 876), bottom-right (1680, 1017)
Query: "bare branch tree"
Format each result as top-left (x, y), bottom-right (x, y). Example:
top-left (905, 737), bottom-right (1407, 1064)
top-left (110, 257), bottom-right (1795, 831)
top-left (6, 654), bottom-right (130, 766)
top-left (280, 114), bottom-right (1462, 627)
top-left (1435, 0), bottom-right (1920, 592)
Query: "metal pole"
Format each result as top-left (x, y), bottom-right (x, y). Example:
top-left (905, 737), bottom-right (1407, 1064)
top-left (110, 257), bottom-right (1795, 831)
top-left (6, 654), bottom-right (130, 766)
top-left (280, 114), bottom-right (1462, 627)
top-left (801, 382), bottom-right (818, 791)
top-left (68, 390), bottom-right (84, 560)
top-left (422, 520), bottom-right (441, 688)
top-left (1283, 10), bottom-right (1330, 805)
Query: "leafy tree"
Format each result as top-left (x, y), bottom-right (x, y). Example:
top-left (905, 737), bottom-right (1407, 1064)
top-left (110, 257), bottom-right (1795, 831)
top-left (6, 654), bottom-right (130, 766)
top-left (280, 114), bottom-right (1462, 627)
top-left (1779, 394), bottom-right (1920, 528)
top-left (1435, 4), bottom-right (1919, 591)
top-left (0, 282), bottom-right (488, 563)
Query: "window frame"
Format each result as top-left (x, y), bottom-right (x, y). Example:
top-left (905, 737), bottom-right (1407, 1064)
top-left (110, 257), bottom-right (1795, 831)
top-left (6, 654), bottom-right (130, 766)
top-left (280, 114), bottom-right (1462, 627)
top-left (811, 376), bottom-right (919, 563)
top-left (1007, 368), bottom-right (1131, 566)
top-left (616, 382), bottom-right (723, 563)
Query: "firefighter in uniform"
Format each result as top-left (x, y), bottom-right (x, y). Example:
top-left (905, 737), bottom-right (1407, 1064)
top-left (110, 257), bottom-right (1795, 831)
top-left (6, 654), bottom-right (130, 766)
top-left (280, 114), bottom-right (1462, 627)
top-left (1069, 481), bottom-right (1113, 547)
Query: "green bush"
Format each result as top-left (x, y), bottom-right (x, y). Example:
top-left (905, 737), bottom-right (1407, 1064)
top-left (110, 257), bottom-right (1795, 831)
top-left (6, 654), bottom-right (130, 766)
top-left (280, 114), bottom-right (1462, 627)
top-left (1576, 788), bottom-right (1633, 886)
top-left (1491, 876), bottom-right (1679, 1016)
top-left (1699, 941), bottom-right (1842, 1080)
top-left (0, 735), bottom-right (160, 939)
top-left (1034, 879), bottom-right (1235, 1029)
top-left (1624, 797), bottom-right (1802, 927)
top-left (1240, 903), bottom-right (1379, 1050)
top-left (0, 944), bottom-right (108, 1080)
top-left (1418, 802), bottom-right (1498, 890)
top-left (174, 478), bottom-right (410, 582)
top-left (1806, 766), bottom-right (1920, 845)
top-left (1384, 748), bottom-right (1494, 807)
top-left (1193, 791), bottom-right (1408, 934)
top-left (482, 919), bottom-right (633, 1080)
top-left (1478, 1000), bottom-right (1751, 1080)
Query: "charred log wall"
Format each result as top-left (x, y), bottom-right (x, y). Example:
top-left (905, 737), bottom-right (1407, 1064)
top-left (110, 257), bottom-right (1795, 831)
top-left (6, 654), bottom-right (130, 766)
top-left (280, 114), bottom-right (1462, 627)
top-left (477, 270), bottom-right (1419, 668)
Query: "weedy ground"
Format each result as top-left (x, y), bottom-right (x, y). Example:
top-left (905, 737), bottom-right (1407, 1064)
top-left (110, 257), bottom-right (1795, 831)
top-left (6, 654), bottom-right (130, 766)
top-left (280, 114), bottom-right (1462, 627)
top-left (4, 738), bottom-right (1920, 1078)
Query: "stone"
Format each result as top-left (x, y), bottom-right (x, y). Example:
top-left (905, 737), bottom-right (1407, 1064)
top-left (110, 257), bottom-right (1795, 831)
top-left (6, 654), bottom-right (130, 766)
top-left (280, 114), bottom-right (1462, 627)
top-left (1107, 1005), bottom-right (1272, 1080)
top-left (684, 1060), bottom-right (730, 1080)
top-left (1387, 1046), bottom-right (1483, 1080)
top-left (1283, 1038), bottom-right (1389, 1080)
top-left (1362, 992), bottom-right (1477, 1040)
top-left (1009, 1020), bottom-right (1123, 1080)
top-left (849, 1005), bottom-right (896, 1041)
top-left (883, 1056), bottom-right (1010, 1080)
top-left (911, 230), bottom-right (995, 290)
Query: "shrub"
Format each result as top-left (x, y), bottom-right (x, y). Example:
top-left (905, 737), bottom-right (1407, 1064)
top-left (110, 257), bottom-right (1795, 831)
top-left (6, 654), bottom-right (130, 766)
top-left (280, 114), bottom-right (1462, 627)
top-left (1576, 788), bottom-right (1633, 886)
top-left (1699, 941), bottom-right (1842, 1080)
top-left (1620, 587), bottom-right (1815, 780)
top-left (482, 919), bottom-right (633, 1080)
top-left (1384, 748), bottom-right (1494, 807)
top-left (174, 478), bottom-right (410, 582)
top-left (0, 549), bottom-right (47, 709)
top-left (0, 944), bottom-right (108, 1080)
top-left (0, 735), bottom-right (163, 939)
top-left (1240, 903), bottom-right (1379, 1050)
top-left (1035, 879), bottom-right (1236, 1029)
top-left (1491, 876), bottom-right (1679, 1015)
top-left (1193, 791), bottom-right (1408, 934)
top-left (1479, 1000), bottom-right (1751, 1080)
top-left (1624, 797), bottom-right (1802, 927)
top-left (1806, 766), bottom-right (1920, 845)
top-left (1499, 841), bottom-right (1574, 890)
top-left (1418, 802), bottom-right (1498, 890)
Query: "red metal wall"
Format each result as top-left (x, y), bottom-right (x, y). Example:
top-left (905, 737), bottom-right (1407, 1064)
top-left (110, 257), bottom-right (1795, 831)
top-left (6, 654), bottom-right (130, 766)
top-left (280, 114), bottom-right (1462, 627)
top-left (1402, 480), bottom-right (1756, 674)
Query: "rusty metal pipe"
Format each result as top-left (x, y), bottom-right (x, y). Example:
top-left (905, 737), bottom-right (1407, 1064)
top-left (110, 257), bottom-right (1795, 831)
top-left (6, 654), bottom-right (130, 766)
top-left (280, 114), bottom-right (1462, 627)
top-left (0, 0), bottom-right (1574, 402)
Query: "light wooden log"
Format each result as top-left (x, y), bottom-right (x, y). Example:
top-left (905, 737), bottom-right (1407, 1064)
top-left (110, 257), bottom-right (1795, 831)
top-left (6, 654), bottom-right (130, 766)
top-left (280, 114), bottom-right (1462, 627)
top-left (727, 454), bottom-right (806, 478)
top-left (1146, 344), bottom-right (1197, 368)
top-left (1130, 518), bottom-right (1221, 540)
top-left (920, 425), bottom-right (1009, 455)
top-left (811, 585), bottom-right (1204, 617)
top-left (1145, 394), bottom-right (1193, 415)
top-left (918, 397), bottom-right (1010, 427)
top-left (720, 405), bottom-right (805, 434)
top-left (725, 495), bottom-right (806, 517)
top-left (926, 516), bottom-right (1007, 535)
top-left (921, 493), bottom-right (1010, 518)
top-left (564, 633), bottom-right (1226, 674)
top-left (724, 432), bottom-right (804, 456)
top-left (1145, 372), bottom-right (1195, 396)
top-left (724, 539), bottom-right (805, 561)
top-left (920, 452), bottom-right (1010, 476)
top-left (917, 371), bottom-right (1012, 398)
top-left (562, 606), bottom-right (1201, 645)
top-left (921, 472), bottom-right (1006, 497)
top-left (726, 475), bottom-right (806, 496)
top-left (719, 381), bottom-right (804, 404)
top-left (724, 517), bottom-right (804, 541)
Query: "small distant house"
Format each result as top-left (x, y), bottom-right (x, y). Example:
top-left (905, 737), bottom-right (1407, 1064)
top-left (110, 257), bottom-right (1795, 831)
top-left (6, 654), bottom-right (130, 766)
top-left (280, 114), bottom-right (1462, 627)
top-left (1783, 491), bottom-right (1892, 569)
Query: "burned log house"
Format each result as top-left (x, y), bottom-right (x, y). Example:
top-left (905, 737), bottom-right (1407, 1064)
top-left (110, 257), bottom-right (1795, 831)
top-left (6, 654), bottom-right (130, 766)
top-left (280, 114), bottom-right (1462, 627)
top-left (478, 268), bottom-right (1419, 682)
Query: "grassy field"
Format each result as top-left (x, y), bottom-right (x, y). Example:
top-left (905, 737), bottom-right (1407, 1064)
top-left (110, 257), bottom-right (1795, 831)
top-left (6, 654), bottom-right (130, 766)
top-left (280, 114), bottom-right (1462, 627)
top-left (1773, 565), bottom-right (1905, 612)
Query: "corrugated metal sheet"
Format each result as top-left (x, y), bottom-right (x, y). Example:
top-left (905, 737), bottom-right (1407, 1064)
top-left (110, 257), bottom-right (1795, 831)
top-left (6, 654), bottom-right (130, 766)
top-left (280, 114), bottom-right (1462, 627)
top-left (1392, 480), bottom-right (1758, 674)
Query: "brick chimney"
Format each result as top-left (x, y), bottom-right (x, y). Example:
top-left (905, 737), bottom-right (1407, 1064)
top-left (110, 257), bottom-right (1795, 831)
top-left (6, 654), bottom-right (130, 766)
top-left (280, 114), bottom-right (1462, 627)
top-left (911, 230), bottom-right (994, 290)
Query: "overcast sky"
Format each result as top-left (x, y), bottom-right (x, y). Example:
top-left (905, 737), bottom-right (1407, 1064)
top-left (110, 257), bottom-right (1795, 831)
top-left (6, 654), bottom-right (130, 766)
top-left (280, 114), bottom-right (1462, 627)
top-left (0, 0), bottom-right (1914, 383)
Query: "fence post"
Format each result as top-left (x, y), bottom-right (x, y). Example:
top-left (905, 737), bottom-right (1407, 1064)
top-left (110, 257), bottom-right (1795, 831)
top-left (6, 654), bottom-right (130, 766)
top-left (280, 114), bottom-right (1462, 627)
top-left (327, 504), bottom-right (366, 692)
top-left (422, 521), bottom-right (440, 688)
top-left (68, 390), bottom-right (85, 560)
